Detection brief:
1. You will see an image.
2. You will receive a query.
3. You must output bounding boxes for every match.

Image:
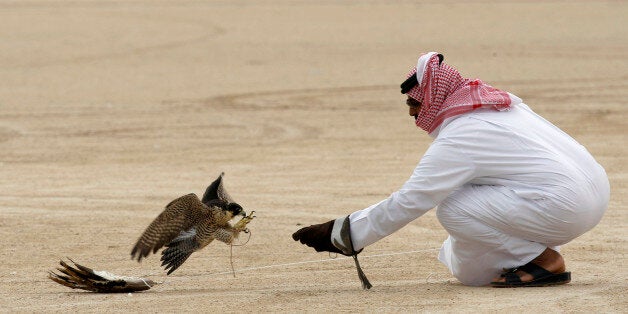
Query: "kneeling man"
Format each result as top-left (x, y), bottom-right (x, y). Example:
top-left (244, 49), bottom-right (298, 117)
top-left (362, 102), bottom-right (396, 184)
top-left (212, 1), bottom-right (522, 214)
top-left (293, 52), bottom-right (610, 287)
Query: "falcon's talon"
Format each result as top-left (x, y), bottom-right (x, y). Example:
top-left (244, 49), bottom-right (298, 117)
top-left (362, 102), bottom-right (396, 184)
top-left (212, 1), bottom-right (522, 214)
top-left (233, 211), bottom-right (255, 232)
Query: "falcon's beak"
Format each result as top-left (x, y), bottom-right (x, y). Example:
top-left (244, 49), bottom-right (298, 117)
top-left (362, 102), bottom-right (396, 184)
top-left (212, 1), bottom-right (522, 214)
top-left (239, 210), bottom-right (247, 217)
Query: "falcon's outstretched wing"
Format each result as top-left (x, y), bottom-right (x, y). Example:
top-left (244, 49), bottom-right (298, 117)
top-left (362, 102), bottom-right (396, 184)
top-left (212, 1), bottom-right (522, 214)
top-left (131, 193), bottom-right (209, 262)
top-left (201, 172), bottom-right (234, 204)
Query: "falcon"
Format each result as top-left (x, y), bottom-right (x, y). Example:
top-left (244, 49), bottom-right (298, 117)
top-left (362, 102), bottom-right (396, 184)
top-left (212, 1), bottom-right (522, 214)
top-left (131, 173), bottom-right (255, 274)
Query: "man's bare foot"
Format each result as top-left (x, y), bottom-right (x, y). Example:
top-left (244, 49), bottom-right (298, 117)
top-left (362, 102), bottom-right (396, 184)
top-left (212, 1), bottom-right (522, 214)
top-left (491, 248), bottom-right (566, 283)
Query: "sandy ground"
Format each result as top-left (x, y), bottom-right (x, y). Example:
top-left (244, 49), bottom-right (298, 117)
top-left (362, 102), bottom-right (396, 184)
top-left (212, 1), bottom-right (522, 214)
top-left (0, 1), bottom-right (626, 312)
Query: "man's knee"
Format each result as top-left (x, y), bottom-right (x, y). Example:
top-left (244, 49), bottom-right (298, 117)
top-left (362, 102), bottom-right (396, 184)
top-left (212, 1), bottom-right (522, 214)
top-left (435, 204), bottom-right (450, 225)
top-left (435, 200), bottom-right (465, 237)
top-left (435, 186), bottom-right (474, 224)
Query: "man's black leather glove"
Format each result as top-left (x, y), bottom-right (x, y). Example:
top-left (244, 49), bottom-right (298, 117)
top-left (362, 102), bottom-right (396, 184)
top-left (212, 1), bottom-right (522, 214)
top-left (292, 216), bottom-right (372, 289)
top-left (291, 219), bottom-right (345, 255)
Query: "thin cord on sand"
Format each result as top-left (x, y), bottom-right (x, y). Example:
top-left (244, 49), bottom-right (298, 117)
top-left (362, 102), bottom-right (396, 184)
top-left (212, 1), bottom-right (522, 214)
top-left (138, 230), bottom-right (436, 282)
top-left (138, 247), bottom-right (438, 287)
top-left (206, 247), bottom-right (439, 277)
top-left (139, 278), bottom-right (153, 288)
top-left (230, 230), bottom-right (252, 277)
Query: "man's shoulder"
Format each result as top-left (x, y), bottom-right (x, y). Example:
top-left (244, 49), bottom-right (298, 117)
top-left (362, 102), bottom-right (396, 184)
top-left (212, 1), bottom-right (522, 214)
top-left (436, 111), bottom-right (491, 135)
top-left (445, 104), bottom-right (533, 130)
top-left (434, 107), bottom-right (529, 142)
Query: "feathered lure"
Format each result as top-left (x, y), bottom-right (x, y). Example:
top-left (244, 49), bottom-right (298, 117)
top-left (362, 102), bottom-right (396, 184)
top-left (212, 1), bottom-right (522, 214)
top-left (49, 259), bottom-right (157, 293)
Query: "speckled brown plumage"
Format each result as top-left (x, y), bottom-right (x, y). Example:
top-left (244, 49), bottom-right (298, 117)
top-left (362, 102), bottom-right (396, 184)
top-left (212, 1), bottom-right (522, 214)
top-left (130, 173), bottom-right (255, 274)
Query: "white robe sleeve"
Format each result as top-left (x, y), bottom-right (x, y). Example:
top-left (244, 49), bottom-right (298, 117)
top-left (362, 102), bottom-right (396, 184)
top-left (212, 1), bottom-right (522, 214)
top-left (348, 138), bottom-right (476, 251)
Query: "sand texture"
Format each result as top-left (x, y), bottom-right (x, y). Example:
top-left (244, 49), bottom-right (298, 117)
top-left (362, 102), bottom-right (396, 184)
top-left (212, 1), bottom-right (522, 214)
top-left (0, 1), bottom-right (626, 312)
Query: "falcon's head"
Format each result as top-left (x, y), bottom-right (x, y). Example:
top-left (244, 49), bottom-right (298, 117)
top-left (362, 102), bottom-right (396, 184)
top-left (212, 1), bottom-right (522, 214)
top-left (226, 202), bottom-right (246, 218)
top-left (207, 198), bottom-right (246, 219)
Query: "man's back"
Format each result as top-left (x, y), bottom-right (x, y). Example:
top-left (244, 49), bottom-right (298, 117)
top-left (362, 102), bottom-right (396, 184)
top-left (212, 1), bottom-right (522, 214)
top-left (435, 103), bottom-right (609, 216)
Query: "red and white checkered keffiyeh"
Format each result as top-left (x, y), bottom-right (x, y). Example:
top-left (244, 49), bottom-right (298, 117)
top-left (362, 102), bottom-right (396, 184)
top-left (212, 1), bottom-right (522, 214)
top-left (404, 52), bottom-right (512, 134)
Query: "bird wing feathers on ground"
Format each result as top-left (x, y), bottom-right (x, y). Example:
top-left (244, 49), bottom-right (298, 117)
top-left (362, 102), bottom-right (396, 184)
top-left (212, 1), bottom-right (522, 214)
top-left (131, 193), bottom-right (209, 262)
top-left (48, 259), bottom-right (156, 293)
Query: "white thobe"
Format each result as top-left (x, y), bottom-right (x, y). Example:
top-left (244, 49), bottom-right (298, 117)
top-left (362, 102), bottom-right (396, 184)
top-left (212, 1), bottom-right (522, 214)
top-left (348, 102), bottom-right (610, 286)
